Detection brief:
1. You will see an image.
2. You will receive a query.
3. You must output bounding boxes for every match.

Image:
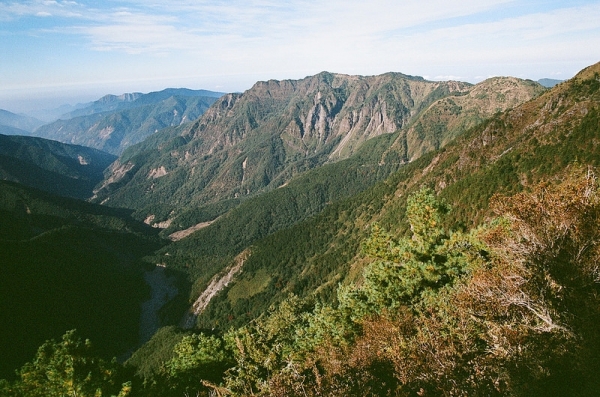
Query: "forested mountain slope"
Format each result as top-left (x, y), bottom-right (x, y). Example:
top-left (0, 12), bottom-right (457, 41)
top-left (1, 62), bottom-right (598, 397)
top-left (0, 134), bottom-right (115, 199)
top-left (0, 180), bottom-right (163, 381)
top-left (92, 72), bottom-right (542, 231)
top-left (183, 61), bottom-right (600, 331)
top-left (0, 62), bottom-right (597, 397)
top-left (126, 61), bottom-right (600, 397)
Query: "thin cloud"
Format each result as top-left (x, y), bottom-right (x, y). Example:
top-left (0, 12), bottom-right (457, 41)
top-left (80, 23), bottom-right (203, 54)
top-left (1, 0), bottom-right (599, 111)
top-left (0, 0), bottom-right (83, 20)
top-left (8, 0), bottom-right (519, 55)
top-left (368, 2), bottom-right (600, 71)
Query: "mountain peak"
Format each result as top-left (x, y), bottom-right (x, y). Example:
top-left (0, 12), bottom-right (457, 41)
top-left (97, 92), bottom-right (143, 104)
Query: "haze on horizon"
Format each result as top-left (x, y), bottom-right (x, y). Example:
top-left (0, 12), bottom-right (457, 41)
top-left (1, 0), bottom-right (600, 115)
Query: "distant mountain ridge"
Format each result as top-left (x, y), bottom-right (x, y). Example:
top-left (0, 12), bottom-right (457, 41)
top-left (0, 109), bottom-right (44, 133)
top-left (33, 88), bottom-right (225, 155)
top-left (537, 78), bottom-right (563, 88)
top-left (92, 71), bottom-right (544, 230)
top-left (61, 88), bottom-right (224, 119)
top-left (0, 125), bottom-right (30, 136)
top-left (61, 92), bottom-right (143, 119)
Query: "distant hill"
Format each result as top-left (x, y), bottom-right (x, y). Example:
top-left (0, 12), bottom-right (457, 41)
top-left (59, 92), bottom-right (143, 119)
top-left (0, 124), bottom-right (30, 136)
top-left (28, 102), bottom-right (87, 123)
top-left (59, 88), bottom-right (224, 119)
top-left (538, 78), bottom-right (563, 87)
top-left (0, 109), bottom-right (44, 133)
top-left (33, 89), bottom-right (224, 155)
top-left (0, 134), bottom-right (115, 199)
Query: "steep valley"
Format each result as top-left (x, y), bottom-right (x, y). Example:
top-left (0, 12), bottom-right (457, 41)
top-left (0, 180), bottom-right (164, 379)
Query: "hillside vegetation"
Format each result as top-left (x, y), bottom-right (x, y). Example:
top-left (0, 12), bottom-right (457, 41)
top-left (0, 180), bottom-right (163, 380)
top-left (189, 63), bottom-right (600, 331)
top-left (3, 171), bottom-right (600, 396)
top-left (130, 65), bottom-right (600, 395)
top-left (1, 63), bottom-right (599, 396)
top-left (0, 134), bottom-right (115, 199)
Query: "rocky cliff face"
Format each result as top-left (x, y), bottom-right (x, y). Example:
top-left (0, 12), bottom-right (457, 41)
top-left (93, 72), bottom-right (544, 227)
top-left (183, 72), bottom-right (471, 161)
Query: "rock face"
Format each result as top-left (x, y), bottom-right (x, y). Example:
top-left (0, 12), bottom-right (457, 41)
top-left (93, 71), bottom-right (544, 224)
top-left (185, 72), bottom-right (470, 162)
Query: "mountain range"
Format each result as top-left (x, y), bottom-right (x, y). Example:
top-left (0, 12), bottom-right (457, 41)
top-left (537, 77), bottom-right (563, 87)
top-left (1, 63), bottom-right (599, 396)
top-left (60, 88), bottom-right (224, 119)
top-left (0, 109), bottom-right (45, 135)
top-left (32, 88), bottom-right (224, 155)
top-left (91, 72), bottom-right (543, 230)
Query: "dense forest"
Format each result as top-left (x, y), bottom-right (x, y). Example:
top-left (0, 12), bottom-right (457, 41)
top-left (2, 172), bottom-right (600, 396)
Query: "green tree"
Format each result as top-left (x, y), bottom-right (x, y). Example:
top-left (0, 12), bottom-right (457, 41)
top-left (7, 330), bottom-right (131, 397)
top-left (162, 332), bottom-right (234, 396)
top-left (224, 296), bottom-right (315, 396)
top-left (341, 187), bottom-right (470, 318)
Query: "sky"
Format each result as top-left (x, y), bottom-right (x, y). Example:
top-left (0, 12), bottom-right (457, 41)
top-left (1, 0), bottom-right (600, 114)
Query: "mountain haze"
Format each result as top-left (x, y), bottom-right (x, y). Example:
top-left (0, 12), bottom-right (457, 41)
top-left (60, 92), bottom-right (143, 119)
top-left (538, 78), bottom-right (563, 87)
top-left (0, 109), bottom-right (44, 133)
top-left (0, 125), bottom-right (30, 136)
top-left (61, 88), bottom-right (224, 119)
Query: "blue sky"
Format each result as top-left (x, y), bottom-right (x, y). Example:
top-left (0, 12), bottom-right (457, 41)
top-left (1, 0), bottom-right (600, 113)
